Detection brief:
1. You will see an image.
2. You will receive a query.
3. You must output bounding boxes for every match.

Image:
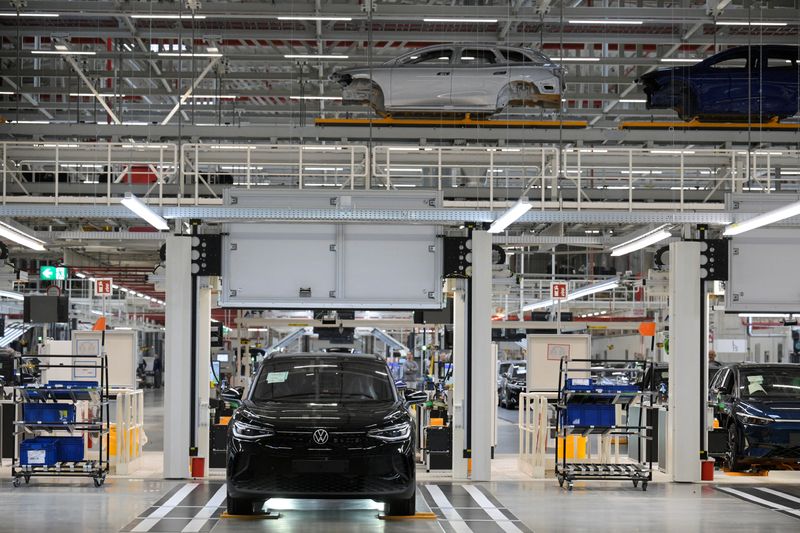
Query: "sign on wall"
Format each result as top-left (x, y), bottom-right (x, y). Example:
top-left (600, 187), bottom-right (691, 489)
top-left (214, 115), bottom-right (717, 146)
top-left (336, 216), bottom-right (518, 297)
top-left (39, 266), bottom-right (67, 281)
top-left (94, 278), bottom-right (113, 296)
top-left (550, 281), bottom-right (568, 300)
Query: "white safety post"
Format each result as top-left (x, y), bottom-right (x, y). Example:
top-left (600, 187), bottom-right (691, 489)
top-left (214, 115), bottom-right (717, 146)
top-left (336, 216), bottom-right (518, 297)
top-left (196, 285), bottom-right (212, 477)
top-left (668, 240), bottom-right (702, 482)
top-left (164, 235), bottom-right (192, 478)
top-left (470, 230), bottom-right (492, 481)
top-left (451, 278), bottom-right (469, 479)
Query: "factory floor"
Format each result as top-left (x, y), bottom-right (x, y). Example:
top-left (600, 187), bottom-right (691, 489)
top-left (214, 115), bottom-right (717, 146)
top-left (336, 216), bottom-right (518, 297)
top-left (2, 391), bottom-right (799, 532)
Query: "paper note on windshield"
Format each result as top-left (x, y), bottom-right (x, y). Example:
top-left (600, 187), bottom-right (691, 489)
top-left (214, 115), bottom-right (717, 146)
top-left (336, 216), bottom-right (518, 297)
top-left (267, 371), bottom-right (289, 383)
top-left (747, 375), bottom-right (766, 395)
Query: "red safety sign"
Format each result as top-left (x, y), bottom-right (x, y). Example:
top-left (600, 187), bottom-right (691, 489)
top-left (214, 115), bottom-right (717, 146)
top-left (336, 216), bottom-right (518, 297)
top-left (550, 282), bottom-right (568, 300)
top-left (95, 278), bottom-right (113, 296)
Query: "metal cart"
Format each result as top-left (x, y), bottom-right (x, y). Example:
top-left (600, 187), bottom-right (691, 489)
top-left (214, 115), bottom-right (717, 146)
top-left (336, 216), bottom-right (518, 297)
top-left (11, 353), bottom-right (110, 487)
top-left (554, 357), bottom-right (653, 491)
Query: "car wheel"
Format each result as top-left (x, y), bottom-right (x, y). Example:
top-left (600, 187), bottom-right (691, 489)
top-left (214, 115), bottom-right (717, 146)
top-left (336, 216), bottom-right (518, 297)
top-left (500, 388), bottom-right (508, 408)
top-left (386, 494), bottom-right (416, 516)
top-left (497, 388), bottom-right (503, 407)
top-left (672, 83), bottom-right (696, 121)
top-left (369, 83), bottom-right (386, 117)
top-left (226, 492), bottom-right (256, 515)
top-left (726, 423), bottom-right (744, 472)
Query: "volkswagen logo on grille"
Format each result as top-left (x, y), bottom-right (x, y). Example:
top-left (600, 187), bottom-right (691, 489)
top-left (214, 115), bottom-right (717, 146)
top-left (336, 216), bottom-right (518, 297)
top-left (312, 429), bottom-right (329, 445)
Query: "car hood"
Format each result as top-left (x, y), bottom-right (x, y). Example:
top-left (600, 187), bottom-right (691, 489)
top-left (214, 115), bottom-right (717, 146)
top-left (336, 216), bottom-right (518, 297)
top-left (637, 66), bottom-right (692, 83)
top-left (737, 398), bottom-right (800, 422)
top-left (237, 399), bottom-right (408, 431)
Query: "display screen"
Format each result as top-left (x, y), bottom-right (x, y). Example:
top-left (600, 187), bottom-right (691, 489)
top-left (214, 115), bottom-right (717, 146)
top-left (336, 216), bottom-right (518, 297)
top-left (216, 353), bottom-right (229, 362)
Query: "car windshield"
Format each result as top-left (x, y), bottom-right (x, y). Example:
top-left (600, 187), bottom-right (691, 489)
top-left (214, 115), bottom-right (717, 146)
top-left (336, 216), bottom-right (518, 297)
top-left (738, 367), bottom-right (800, 399)
top-left (251, 358), bottom-right (396, 403)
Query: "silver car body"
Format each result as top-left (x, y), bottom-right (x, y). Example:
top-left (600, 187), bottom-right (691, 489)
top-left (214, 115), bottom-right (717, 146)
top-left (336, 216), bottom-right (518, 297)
top-left (331, 44), bottom-right (563, 116)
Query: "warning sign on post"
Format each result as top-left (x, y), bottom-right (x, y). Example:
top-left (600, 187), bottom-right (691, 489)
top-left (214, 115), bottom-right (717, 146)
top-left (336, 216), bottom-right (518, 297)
top-left (550, 281), bottom-right (568, 300)
top-left (95, 278), bottom-right (113, 296)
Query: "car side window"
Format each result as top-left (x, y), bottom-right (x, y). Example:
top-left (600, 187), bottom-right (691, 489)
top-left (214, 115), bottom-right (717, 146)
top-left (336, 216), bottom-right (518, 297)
top-left (710, 369), bottom-right (723, 390)
top-left (708, 56), bottom-right (748, 69)
top-left (400, 48), bottom-right (453, 66)
top-left (459, 48), bottom-right (498, 65)
top-left (767, 52), bottom-right (797, 69)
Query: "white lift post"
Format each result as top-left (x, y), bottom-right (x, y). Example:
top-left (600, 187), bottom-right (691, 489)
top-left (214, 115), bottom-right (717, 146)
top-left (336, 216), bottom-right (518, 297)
top-left (196, 284), bottom-right (212, 477)
top-left (668, 240), bottom-right (702, 482)
top-left (164, 235), bottom-right (192, 478)
top-left (470, 230), bottom-right (493, 481)
top-left (451, 278), bottom-right (469, 479)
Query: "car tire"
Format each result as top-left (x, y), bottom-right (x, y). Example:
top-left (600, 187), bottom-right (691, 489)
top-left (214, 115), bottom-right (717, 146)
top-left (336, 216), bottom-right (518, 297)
top-left (726, 423), bottom-right (744, 472)
top-left (500, 388), bottom-right (508, 408)
top-left (672, 83), bottom-right (696, 121)
top-left (226, 492), bottom-right (256, 515)
top-left (387, 494), bottom-right (416, 516)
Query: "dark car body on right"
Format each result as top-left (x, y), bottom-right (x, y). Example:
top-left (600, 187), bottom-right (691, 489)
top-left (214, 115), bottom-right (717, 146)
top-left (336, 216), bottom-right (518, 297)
top-left (637, 45), bottom-right (800, 121)
top-left (709, 363), bottom-right (800, 471)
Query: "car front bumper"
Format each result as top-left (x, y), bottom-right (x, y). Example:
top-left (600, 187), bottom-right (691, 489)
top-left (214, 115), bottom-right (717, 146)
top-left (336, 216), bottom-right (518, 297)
top-left (226, 437), bottom-right (416, 501)
top-left (741, 422), bottom-right (800, 464)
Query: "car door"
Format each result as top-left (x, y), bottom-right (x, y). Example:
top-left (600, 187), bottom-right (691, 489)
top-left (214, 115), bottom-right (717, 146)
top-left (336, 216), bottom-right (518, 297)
top-left (389, 46), bottom-right (453, 109)
top-left (450, 46), bottom-right (504, 109)
top-left (693, 50), bottom-right (750, 114)
top-left (759, 49), bottom-right (800, 117)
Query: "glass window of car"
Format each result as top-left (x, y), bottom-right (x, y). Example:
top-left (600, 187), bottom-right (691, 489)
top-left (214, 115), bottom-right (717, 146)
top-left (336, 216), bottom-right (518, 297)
top-left (708, 55), bottom-right (749, 69)
top-left (459, 48), bottom-right (498, 65)
top-left (499, 48), bottom-right (546, 64)
top-left (510, 364), bottom-right (527, 379)
top-left (767, 50), bottom-right (798, 69)
top-left (251, 358), bottom-right (396, 402)
top-left (736, 367), bottom-right (800, 399)
top-left (399, 48), bottom-right (453, 66)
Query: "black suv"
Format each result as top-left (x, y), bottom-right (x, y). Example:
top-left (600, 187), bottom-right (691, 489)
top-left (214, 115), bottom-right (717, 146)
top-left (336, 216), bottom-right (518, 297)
top-left (226, 352), bottom-right (425, 515)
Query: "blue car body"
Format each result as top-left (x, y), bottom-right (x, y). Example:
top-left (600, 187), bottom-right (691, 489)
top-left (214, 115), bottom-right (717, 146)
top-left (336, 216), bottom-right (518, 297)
top-left (638, 45), bottom-right (800, 121)
top-left (710, 363), bottom-right (800, 470)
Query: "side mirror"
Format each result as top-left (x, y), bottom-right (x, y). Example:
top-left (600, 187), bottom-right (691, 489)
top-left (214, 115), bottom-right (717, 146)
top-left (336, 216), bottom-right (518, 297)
top-left (221, 388), bottom-right (241, 401)
top-left (404, 390), bottom-right (427, 405)
top-left (712, 386), bottom-right (730, 397)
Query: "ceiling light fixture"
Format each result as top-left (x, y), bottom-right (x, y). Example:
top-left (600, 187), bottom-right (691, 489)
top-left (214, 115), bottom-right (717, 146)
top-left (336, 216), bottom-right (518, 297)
top-left (423, 18), bottom-right (497, 23)
top-left (660, 58), bottom-right (701, 63)
top-left (289, 96), bottom-right (343, 100)
top-left (610, 226), bottom-right (672, 256)
top-left (0, 289), bottom-right (24, 301)
top-left (723, 199), bottom-right (800, 236)
top-left (0, 91), bottom-right (15, 95)
top-left (488, 201), bottom-right (532, 234)
top-left (120, 192), bottom-right (169, 231)
top-left (32, 50), bottom-right (96, 56)
top-left (284, 54), bottom-right (349, 60)
top-left (0, 221), bottom-right (46, 251)
top-left (568, 19), bottom-right (643, 25)
top-left (130, 14), bottom-right (207, 20)
top-left (277, 16), bottom-right (352, 21)
top-left (70, 92), bottom-right (126, 97)
top-left (619, 98), bottom-right (646, 103)
top-left (0, 12), bottom-right (59, 17)
top-left (550, 57), bottom-right (601, 62)
top-left (387, 167), bottom-right (424, 172)
top-left (8, 120), bottom-right (51, 124)
top-left (184, 94), bottom-right (236, 99)
top-left (715, 21), bottom-right (787, 27)
top-left (158, 52), bottom-right (222, 57)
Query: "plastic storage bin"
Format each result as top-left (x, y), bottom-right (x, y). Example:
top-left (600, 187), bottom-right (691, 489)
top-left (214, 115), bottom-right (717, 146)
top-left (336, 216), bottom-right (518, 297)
top-left (22, 403), bottom-right (75, 424)
top-left (564, 403), bottom-right (616, 427)
top-left (56, 436), bottom-right (84, 462)
top-left (47, 380), bottom-right (98, 389)
top-left (20, 437), bottom-right (58, 466)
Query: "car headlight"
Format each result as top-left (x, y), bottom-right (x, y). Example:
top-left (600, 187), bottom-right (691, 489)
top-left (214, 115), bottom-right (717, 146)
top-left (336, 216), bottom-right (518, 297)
top-left (367, 422), bottom-right (412, 442)
top-left (737, 413), bottom-right (774, 426)
top-left (232, 420), bottom-right (275, 440)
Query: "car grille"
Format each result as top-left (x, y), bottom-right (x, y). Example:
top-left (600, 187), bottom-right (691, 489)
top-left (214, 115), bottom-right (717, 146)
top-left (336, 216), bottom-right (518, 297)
top-left (274, 431), bottom-right (373, 449)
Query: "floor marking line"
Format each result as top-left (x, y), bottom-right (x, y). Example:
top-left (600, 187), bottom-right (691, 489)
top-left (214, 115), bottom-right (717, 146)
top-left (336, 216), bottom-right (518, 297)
top-left (181, 484), bottom-right (228, 533)
top-left (717, 487), bottom-right (800, 517)
top-left (132, 483), bottom-right (200, 532)
top-left (425, 485), bottom-right (474, 533)
top-left (462, 485), bottom-right (524, 533)
top-left (754, 487), bottom-right (800, 506)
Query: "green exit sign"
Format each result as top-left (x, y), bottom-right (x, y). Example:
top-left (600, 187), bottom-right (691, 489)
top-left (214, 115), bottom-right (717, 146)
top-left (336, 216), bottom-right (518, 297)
top-left (40, 266), bottom-right (67, 281)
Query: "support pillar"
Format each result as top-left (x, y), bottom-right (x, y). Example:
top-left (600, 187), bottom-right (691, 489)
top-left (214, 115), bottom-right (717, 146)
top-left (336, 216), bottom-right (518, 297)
top-left (164, 235), bottom-right (192, 478)
top-left (668, 241), bottom-right (702, 482)
top-left (470, 230), bottom-right (492, 481)
top-left (196, 284), bottom-right (212, 477)
top-left (451, 279), bottom-right (469, 479)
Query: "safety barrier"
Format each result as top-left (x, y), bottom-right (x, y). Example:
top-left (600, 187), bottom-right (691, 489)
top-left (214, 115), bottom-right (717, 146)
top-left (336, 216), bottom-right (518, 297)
top-left (110, 388), bottom-right (146, 475)
top-left (518, 393), bottom-right (549, 478)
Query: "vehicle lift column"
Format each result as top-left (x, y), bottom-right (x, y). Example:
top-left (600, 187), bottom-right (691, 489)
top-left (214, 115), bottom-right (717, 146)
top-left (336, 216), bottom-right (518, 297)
top-left (196, 282), bottom-right (212, 477)
top-left (667, 240), bottom-right (702, 482)
top-left (164, 235), bottom-right (192, 478)
top-left (451, 278), bottom-right (469, 479)
top-left (470, 230), bottom-right (493, 481)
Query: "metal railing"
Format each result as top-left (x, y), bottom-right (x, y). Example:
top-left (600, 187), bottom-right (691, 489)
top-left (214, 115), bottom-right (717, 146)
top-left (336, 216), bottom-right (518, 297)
top-left (2, 141), bottom-right (798, 208)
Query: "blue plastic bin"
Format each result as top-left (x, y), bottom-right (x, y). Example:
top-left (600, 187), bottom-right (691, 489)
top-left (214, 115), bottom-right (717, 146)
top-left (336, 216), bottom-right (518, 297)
top-left (564, 403), bottom-right (616, 427)
top-left (47, 380), bottom-right (98, 390)
top-left (56, 436), bottom-right (84, 462)
top-left (22, 403), bottom-right (75, 424)
top-left (20, 437), bottom-right (58, 466)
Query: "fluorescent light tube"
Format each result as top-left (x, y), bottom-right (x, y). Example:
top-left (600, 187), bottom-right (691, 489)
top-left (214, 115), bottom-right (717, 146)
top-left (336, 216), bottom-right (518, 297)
top-left (8, 120), bottom-right (50, 124)
top-left (284, 54), bottom-right (349, 59)
top-left (0, 12), bottom-right (59, 17)
top-left (715, 21), bottom-right (786, 26)
top-left (723, 199), bottom-right (800, 236)
top-left (550, 57), bottom-right (601, 62)
top-left (569, 20), bottom-right (643, 25)
top-left (738, 313), bottom-right (790, 318)
top-left (387, 168), bottom-right (423, 172)
top-left (32, 50), bottom-right (96, 55)
top-left (619, 98), bottom-right (646, 103)
top-left (651, 149), bottom-right (695, 154)
top-left (158, 52), bottom-right (222, 57)
top-left (0, 90), bottom-right (14, 95)
top-left (70, 92), bottom-right (126, 97)
top-left (522, 278), bottom-right (620, 311)
top-left (610, 228), bottom-right (671, 256)
top-left (0, 221), bottom-right (46, 251)
top-left (185, 94), bottom-right (236, 99)
top-left (305, 167), bottom-right (345, 171)
top-left (0, 289), bottom-right (24, 300)
top-left (289, 96), bottom-right (343, 100)
top-left (423, 18), bottom-right (497, 23)
top-left (660, 58), bottom-right (701, 63)
top-left (278, 16), bottom-right (352, 21)
top-left (488, 201), bottom-right (532, 234)
top-left (130, 14), bottom-right (206, 20)
top-left (120, 192), bottom-right (169, 231)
